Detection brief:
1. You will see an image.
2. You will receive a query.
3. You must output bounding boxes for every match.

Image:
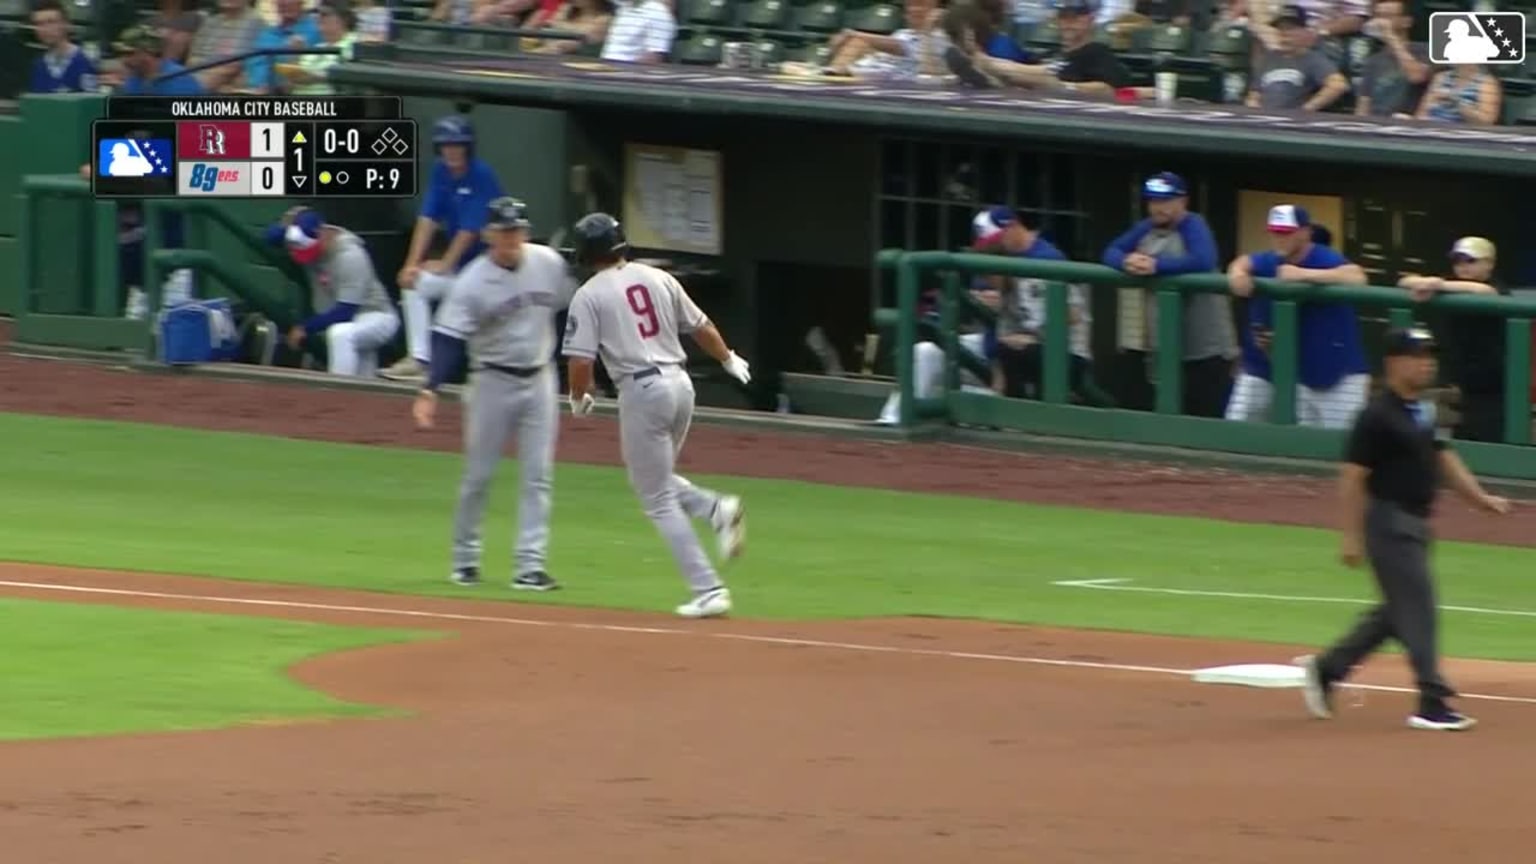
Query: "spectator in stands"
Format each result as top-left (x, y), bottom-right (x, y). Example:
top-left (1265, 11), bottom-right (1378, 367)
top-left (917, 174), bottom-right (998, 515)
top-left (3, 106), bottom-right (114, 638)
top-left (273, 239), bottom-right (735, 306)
top-left (944, 0), bottom-right (1032, 64)
top-left (433, 0), bottom-right (484, 23)
top-left (28, 0), bottom-right (98, 93)
top-left (874, 207), bottom-right (1069, 424)
top-left (246, 0), bottom-right (321, 94)
top-left (1225, 204), bottom-right (1370, 430)
top-left (1246, 5), bottom-right (1350, 110)
top-left (186, 0), bottom-right (264, 93)
top-left (158, 12), bottom-right (202, 65)
top-left (286, 0), bottom-right (357, 94)
top-left (1353, 0), bottom-right (1428, 117)
top-left (1101, 172), bottom-right (1236, 418)
top-left (1415, 63), bottom-right (1502, 126)
top-left (353, 0), bottom-right (392, 41)
top-left (599, 0), bottom-right (676, 63)
top-left (524, 0), bottom-right (615, 53)
top-left (1398, 237), bottom-right (1512, 443)
top-left (826, 0), bottom-right (950, 79)
top-left (110, 26), bottom-right (205, 95)
top-left (952, 0), bottom-right (1132, 96)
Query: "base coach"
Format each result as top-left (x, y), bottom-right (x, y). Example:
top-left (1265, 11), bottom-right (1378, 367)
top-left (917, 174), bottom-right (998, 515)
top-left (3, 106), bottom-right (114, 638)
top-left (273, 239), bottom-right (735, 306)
top-left (1299, 327), bottom-right (1511, 732)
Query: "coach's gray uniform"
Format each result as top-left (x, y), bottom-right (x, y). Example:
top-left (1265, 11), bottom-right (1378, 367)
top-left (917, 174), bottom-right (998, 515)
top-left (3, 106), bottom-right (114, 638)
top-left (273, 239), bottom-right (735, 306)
top-left (560, 261), bottom-right (726, 595)
top-left (428, 245), bottom-right (575, 576)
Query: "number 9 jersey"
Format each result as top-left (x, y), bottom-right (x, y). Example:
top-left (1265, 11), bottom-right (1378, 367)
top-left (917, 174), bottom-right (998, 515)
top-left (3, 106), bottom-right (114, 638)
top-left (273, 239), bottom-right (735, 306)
top-left (561, 260), bottom-right (709, 380)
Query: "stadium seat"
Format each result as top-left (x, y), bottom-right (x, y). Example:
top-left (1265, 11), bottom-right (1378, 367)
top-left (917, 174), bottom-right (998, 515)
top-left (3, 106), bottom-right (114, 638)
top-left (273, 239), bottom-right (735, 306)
top-left (791, 41), bottom-right (833, 64)
top-left (398, 23), bottom-right (451, 46)
top-left (741, 0), bottom-right (790, 30)
top-left (752, 37), bottom-right (788, 65)
top-left (795, 0), bottom-right (843, 33)
top-left (1134, 23), bottom-right (1191, 56)
top-left (1501, 78), bottom-right (1536, 124)
top-left (676, 31), bottom-right (725, 64)
top-left (846, 3), bottom-right (898, 34)
top-left (1203, 24), bottom-right (1250, 68)
top-left (689, 0), bottom-right (733, 27)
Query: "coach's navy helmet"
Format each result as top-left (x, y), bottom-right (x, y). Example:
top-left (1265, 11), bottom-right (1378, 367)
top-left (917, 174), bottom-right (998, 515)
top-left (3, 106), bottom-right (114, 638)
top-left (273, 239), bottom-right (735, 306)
top-left (571, 212), bottom-right (629, 266)
top-left (431, 115), bottom-right (475, 150)
top-left (486, 196), bottom-right (531, 231)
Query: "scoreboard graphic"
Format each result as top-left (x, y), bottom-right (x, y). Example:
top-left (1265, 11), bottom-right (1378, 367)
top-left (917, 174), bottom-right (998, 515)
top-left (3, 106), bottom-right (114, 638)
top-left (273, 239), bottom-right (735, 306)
top-left (91, 97), bottom-right (418, 199)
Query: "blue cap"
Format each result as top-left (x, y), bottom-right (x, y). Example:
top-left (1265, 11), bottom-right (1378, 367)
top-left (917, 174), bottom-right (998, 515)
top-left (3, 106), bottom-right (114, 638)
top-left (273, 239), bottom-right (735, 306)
top-left (1266, 204), bottom-right (1311, 233)
top-left (1142, 172), bottom-right (1187, 200)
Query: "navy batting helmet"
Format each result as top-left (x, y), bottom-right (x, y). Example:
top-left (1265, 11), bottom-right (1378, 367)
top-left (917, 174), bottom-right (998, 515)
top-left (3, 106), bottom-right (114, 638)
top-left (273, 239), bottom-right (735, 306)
top-left (432, 115), bottom-right (474, 149)
top-left (571, 212), bottom-right (628, 266)
top-left (485, 196), bottom-right (531, 231)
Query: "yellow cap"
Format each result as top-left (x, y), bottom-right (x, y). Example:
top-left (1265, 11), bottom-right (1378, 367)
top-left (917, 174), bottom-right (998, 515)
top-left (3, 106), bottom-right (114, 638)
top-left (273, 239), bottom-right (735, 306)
top-left (1450, 236), bottom-right (1496, 260)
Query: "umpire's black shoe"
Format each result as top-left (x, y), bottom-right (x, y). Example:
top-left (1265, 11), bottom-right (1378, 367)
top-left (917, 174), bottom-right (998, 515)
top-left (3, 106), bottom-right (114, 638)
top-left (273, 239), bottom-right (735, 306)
top-left (512, 571), bottom-right (560, 592)
top-left (451, 567), bottom-right (481, 586)
top-left (1299, 654), bottom-right (1335, 719)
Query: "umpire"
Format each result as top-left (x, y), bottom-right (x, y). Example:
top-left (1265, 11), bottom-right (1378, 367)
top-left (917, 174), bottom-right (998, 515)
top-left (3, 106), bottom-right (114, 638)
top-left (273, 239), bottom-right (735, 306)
top-left (1299, 327), bottom-right (1511, 732)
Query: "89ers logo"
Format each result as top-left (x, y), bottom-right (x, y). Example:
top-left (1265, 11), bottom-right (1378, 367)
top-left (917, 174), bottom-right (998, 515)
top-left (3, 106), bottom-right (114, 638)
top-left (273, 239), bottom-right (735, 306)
top-left (186, 163), bottom-right (239, 193)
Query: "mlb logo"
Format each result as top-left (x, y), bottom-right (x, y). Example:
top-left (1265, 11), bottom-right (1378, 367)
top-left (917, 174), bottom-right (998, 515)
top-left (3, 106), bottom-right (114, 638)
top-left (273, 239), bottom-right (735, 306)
top-left (1428, 11), bottom-right (1526, 65)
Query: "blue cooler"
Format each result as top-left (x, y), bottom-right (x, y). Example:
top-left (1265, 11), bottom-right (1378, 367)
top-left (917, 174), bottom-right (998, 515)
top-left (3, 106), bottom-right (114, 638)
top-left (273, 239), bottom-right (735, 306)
top-left (159, 298), bottom-right (240, 365)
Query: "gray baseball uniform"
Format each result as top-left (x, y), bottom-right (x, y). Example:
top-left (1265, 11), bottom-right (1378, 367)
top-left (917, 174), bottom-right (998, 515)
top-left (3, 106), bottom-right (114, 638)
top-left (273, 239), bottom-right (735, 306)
top-left (560, 260), bottom-right (728, 595)
top-left (313, 229), bottom-right (394, 315)
top-left (429, 243), bottom-right (576, 576)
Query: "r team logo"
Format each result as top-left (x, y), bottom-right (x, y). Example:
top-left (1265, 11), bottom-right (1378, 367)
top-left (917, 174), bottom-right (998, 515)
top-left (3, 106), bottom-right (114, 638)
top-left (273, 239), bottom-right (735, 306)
top-left (198, 124), bottom-right (226, 156)
top-left (177, 162), bottom-right (252, 196)
top-left (1428, 12), bottom-right (1525, 65)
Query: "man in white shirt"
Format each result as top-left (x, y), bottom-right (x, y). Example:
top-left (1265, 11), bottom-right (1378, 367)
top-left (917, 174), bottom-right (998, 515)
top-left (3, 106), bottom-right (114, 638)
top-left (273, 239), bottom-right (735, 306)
top-left (600, 0), bottom-right (676, 63)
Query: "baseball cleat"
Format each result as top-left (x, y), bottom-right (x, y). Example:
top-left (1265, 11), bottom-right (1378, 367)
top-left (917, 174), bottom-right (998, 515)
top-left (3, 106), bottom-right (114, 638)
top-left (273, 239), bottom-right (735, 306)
top-left (380, 357), bottom-right (426, 382)
top-left (1298, 654), bottom-right (1334, 719)
top-left (451, 567), bottom-right (481, 586)
top-left (712, 496), bottom-right (746, 560)
top-left (675, 587), bottom-right (732, 619)
top-left (1409, 709), bottom-right (1477, 731)
top-left (512, 571), bottom-right (560, 592)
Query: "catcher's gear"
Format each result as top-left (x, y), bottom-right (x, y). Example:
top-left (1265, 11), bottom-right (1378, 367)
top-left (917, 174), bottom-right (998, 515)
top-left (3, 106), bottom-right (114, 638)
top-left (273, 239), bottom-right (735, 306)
top-left (571, 212), bottom-right (629, 266)
top-left (432, 115), bottom-right (475, 150)
top-left (485, 196), bottom-right (532, 231)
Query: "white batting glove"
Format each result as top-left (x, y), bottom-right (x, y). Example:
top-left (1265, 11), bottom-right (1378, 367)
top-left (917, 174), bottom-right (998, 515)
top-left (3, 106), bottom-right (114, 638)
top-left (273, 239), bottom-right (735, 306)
top-left (568, 392), bottom-right (595, 417)
top-left (721, 351), bottom-right (751, 385)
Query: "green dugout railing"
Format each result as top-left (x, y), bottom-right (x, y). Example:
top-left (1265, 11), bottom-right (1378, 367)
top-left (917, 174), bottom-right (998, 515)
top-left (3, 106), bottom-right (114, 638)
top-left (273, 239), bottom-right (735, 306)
top-left (16, 173), bottom-right (312, 357)
top-left (877, 250), bottom-right (1535, 447)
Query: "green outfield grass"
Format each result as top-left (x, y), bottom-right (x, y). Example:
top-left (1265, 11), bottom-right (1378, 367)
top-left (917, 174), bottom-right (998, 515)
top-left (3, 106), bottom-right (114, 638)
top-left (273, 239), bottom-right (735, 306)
top-left (2, 412), bottom-right (1535, 659)
top-left (0, 596), bottom-right (426, 740)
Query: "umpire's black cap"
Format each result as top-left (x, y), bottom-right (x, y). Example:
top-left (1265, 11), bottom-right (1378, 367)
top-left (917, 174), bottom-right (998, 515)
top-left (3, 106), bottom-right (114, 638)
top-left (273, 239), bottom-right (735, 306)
top-left (485, 196), bottom-right (531, 231)
top-left (571, 212), bottom-right (629, 265)
top-left (1383, 326), bottom-right (1437, 357)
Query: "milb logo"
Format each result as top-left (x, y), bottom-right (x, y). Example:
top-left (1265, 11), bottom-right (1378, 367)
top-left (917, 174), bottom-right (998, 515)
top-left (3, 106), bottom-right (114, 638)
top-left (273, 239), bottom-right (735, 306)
top-left (186, 163), bottom-right (240, 192)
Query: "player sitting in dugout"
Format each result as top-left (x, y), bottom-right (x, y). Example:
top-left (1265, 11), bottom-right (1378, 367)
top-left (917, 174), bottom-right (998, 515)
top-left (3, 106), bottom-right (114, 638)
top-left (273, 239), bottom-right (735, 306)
top-left (264, 207), bottom-right (401, 378)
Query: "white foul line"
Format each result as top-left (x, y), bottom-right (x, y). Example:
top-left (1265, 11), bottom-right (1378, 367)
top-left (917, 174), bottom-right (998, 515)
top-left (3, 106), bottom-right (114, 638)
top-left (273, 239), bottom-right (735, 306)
top-left (1053, 577), bottom-right (1536, 619)
top-left (4, 578), bottom-right (1536, 707)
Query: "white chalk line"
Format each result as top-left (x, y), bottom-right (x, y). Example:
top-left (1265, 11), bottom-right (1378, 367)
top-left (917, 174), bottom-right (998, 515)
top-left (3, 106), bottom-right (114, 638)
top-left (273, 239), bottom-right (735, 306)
top-left (4, 578), bottom-right (1536, 707)
top-left (1054, 578), bottom-right (1536, 619)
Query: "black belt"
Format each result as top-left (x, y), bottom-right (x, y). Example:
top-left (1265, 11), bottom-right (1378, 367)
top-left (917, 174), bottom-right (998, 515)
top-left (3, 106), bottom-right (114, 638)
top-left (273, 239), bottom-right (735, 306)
top-left (481, 363), bottom-right (545, 378)
top-left (632, 367), bottom-right (661, 381)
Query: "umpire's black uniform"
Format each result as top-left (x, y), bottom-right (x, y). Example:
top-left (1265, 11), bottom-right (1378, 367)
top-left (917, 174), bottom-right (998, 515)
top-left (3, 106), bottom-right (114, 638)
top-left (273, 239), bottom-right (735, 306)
top-left (1309, 330), bottom-right (1458, 719)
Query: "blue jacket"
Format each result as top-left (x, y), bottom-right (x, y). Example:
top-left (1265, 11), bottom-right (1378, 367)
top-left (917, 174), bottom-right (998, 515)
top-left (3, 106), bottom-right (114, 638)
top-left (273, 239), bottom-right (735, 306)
top-left (420, 158), bottom-right (505, 269)
top-left (1239, 244), bottom-right (1369, 390)
top-left (1101, 212), bottom-right (1219, 275)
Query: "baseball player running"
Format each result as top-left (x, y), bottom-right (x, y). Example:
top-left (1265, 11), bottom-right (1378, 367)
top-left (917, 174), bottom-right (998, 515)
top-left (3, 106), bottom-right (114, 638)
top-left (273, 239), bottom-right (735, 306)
top-left (383, 114), bottom-right (506, 383)
top-left (411, 197), bottom-right (574, 591)
top-left (560, 212), bottom-right (748, 619)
